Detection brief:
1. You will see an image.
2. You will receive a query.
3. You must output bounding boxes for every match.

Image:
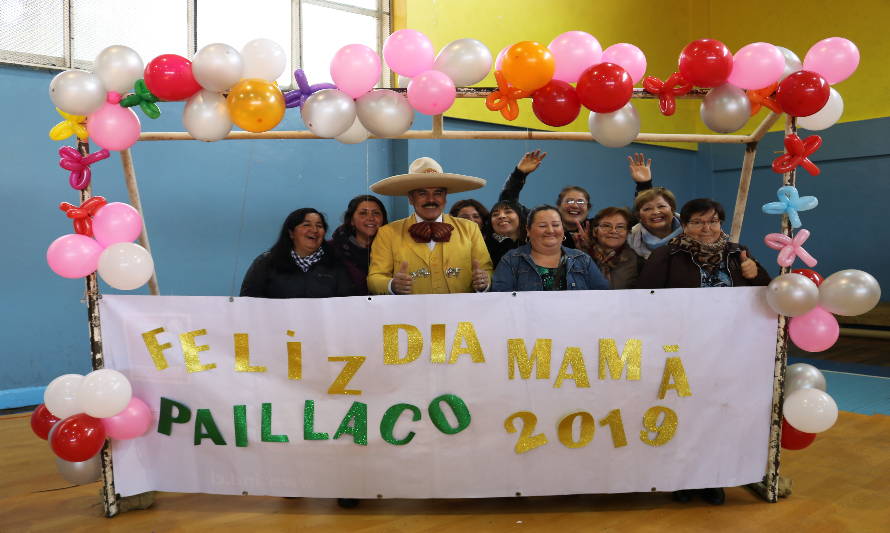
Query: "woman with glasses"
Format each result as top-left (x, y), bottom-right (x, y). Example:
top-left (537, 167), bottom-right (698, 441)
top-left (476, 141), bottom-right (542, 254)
top-left (492, 205), bottom-right (609, 292)
top-left (637, 198), bottom-right (770, 290)
top-left (586, 206), bottom-right (643, 289)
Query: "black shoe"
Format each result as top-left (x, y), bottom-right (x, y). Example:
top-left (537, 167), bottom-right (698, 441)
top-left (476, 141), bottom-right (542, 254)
top-left (698, 487), bottom-right (725, 505)
top-left (337, 498), bottom-right (360, 508)
top-left (672, 490), bottom-right (693, 502)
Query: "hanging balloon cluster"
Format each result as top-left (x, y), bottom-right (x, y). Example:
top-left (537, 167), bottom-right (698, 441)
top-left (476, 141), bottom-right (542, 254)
top-left (31, 370), bottom-right (152, 485)
top-left (779, 363), bottom-right (837, 450)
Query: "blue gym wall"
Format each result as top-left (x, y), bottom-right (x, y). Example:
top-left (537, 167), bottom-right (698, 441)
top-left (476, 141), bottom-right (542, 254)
top-left (1, 64), bottom-right (887, 407)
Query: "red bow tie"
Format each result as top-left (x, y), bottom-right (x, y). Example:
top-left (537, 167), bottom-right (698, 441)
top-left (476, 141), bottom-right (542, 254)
top-left (409, 221), bottom-right (453, 243)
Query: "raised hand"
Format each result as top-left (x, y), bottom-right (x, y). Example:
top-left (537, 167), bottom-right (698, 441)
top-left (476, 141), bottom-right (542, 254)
top-left (572, 220), bottom-right (592, 252)
top-left (739, 251), bottom-right (758, 280)
top-left (471, 259), bottom-right (489, 291)
top-left (627, 152), bottom-right (652, 183)
top-left (392, 261), bottom-right (413, 294)
top-left (517, 150), bottom-right (547, 174)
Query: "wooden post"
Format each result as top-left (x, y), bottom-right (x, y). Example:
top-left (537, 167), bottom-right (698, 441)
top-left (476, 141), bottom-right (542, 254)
top-left (432, 114), bottom-right (444, 137)
top-left (76, 139), bottom-right (120, 517)
top-left (729, 141), bottom-right (758, 243)
top-left (119, 149), bottom-right (159, 295)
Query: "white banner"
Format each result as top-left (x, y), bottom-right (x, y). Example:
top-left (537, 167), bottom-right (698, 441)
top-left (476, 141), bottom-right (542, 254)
top-left (100, 289), bottom-right (777, 498)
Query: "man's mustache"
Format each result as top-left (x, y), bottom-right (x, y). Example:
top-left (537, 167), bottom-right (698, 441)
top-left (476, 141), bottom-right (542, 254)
top-left (422, 203), bottom-right (440, 208)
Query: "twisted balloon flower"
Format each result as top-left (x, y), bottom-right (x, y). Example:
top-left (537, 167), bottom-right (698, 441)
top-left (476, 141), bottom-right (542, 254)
top-left (120, 79), bottom-right (161, 119)
top-left (485, 70), bottom-right (529, 121)
top-left (764, 229), bottom-right (818, 267)
top-left (58, 146), bottom-right (110, 190)
top-left (762, 186), bottom-right (818, 229)
top-left (772, 133), bottom-right (822, 176)
top-left (59, 196), bottom-right (107, 237)
top-left (642, 72), bottom-right (693, 116)
top-left (284, 69), bottom-right (337, 109)
top-left (49, 108), bottom-right (88, 141)
top-left (747, 83), bottom-right (781, 116)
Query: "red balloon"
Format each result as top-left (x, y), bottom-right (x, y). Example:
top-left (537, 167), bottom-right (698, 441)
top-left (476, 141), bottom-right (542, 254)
top-left (50, 413), bottom-right (106, 462)
top-left (532, 80), bottom-right (581, 127)
top-left (576, 63), bottom-right (633, 113)
top-left (781, 418), bottom-right (817, 450)
top-left (143, 54), bottom-right (202, 101)
top-left (775, 71), bottom-right (830, 117)
top-left (793, 268), bottom-right (824, 286)
top-left (678, 39), bottom-right (733, 88)
top-left (30, 404), bottom-right (61, 440)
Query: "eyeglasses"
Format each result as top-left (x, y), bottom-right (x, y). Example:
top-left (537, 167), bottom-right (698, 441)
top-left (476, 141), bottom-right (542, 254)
top-left (564, 199), bottom-right (587, 207)
top-left (686, 220), bottom-right (721, 228)
top-left (597, 224), bottom-right (628, 232)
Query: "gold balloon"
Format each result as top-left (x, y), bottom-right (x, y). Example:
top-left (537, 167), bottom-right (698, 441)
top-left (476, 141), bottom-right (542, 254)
top-left (226, 78), bottom-right (285, 133)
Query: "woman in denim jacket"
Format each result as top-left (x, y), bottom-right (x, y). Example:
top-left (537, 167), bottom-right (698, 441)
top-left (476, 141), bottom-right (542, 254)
top-left (492, 205), bottom-right (609, 292)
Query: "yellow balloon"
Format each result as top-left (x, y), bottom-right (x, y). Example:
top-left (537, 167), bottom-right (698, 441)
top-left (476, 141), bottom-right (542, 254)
top-left (227, 79), bottom-right (286, 133)
top-left (49, 108), bottom-right (88, 141)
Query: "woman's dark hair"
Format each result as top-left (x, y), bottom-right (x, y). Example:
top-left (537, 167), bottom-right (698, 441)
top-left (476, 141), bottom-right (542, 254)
top-left (679, 198), bottom-right (726, 225)
top-left (526, 204), bottom-right (562, 228)
top-left (449, 198), bottom-right (489, 223)
top-left (269, 208), bottom-right (328, 271)
top-left (556, 186), bottom-right (590, 206)
top-left (591, 206), bottom-right (633, 227)
top-left (489, 199), bottom-right (526, 242)
top-left (339, 195), bottom-right (388, 236)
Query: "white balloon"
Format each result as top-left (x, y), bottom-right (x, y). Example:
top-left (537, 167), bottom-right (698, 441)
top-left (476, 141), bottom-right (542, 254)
top-left (241, 38), bottom-right (286, 81)
top-left (766, 273), bottom-right (820, 317)
top-left (335, 116), bottom-right (371, 144)
top-left (784, 388), bottom-right (838, 433)
top-left (301, 89), bottom-right (356, 138)
top-left (397, 75), bottom-right (411, 89)
top-left (49, 70), bottom-right (106, 116)
top-left (193, 43), bottom-right (244, 92)
top-left (93, 45), bottom-right (144, 94)
top-left (183, 90), bottom-right (233, 141)
top-left (97, 242), bottom-right (154, 290)
top-left (776, 46), bottom-right (802, 81)
top-left (44, 374), bottom-right (84, 419)
top-left (356, 89), bottom-right (414, 137)
top-left (819, 269), bottom-right (881, 316)
top-left (78, 369), bottom-right (132, 418)
top-left (799, 88), bottom-right (844, 131)
top-left (433, 38), bottom-right (492, 87)
top-left (785, 363), bottom-right (827, 395)
top-left (588, 103), bottom-right (640, 148)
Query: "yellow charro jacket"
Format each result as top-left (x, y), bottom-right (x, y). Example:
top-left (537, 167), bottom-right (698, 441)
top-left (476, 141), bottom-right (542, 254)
top-left (367, 214), bottom-right (493, 294)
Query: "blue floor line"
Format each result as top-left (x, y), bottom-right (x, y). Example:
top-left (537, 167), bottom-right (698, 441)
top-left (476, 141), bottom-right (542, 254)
top-left (820, 370), bottom-right (890, 416)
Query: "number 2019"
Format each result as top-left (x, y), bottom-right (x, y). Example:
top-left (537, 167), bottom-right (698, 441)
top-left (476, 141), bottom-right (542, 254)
top-left (503, 406), bottom-right (678, 454)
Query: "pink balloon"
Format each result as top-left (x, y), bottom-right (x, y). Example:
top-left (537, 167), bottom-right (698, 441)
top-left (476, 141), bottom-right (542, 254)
top-left (101, 397), bottom-right (152, 440)
top-left (548, 31), bottom-right (602, 83)
top-left (47, 234), bottom-right (103, 278)
top-left (602, 43), bottom-right (647, 84)
top-left (789, 306), bottom-right (840, 352)
top-left (803, 37), bottom-right (860, 85)
top-left (383, 29), bottom-right (435, 77)
top-left (728, 42), bottom-right (785, 90)
top-left (330, 44), bottom-right (381, 99)
top-left (494, 46), bottom-right (509, 71)
top-left (407, 70), bottom-right (455, 115)
top-left (86, 92), bottom-right (141, 151)
top-left (91, 202), bottom-right (143, 247)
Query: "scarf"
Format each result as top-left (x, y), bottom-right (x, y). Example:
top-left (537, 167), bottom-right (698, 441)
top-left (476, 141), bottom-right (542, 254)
top-left (627, 217), bottom-right (682, 258)
top-left (291, 247), bottom-right (325, 272)
top-left (590, 243), bottom-right (620, 282)
top-left (670, 233), bottom-right (729, 274)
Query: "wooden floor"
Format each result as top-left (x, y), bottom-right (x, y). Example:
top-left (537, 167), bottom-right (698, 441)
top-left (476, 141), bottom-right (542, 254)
top-left (1, 409), bottom-right (887, 532)
top-left (790, 334), bottom-right (889, 368)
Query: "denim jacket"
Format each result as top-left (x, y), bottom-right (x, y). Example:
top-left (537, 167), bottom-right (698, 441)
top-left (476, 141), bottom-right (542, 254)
top-left (492, 244), bottom-right (610, 292)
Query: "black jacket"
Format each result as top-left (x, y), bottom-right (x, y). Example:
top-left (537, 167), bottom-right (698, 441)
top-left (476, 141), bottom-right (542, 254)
top-left (240, 243), bottom-right (354, 298)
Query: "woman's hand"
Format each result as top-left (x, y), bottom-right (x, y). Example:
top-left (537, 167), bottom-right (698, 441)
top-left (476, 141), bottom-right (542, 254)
top-left (740, 251), bottom-right (758, 280)
top-left (472, 260), bottom-right (489, 291)
top-left (572, 220), bottom-right (592, 252)
top-left (517, 150), bottom-right (547, 174)
top-left (627, 152), bottom-right (652, 183)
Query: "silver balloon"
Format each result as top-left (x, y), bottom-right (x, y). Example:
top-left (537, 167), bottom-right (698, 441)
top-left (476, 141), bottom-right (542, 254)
top-left (192, 43), bottom-right (244, 92)
top-left (785, 363), bottom-right (827, 395)
top-left (588, 103), bottom-right (639, 148)
top-left (94, 45), bottom-right (144, 94)
top-left (49, 70), bottom-right (106, 116)
top-left (55, 455), bottom-right (102, 485)
top-left (301, 89), bottom-right (356, 138)
top-left (433, 38), bottom-right (492, 87)
top-left (766, 273), bottom-right (819, 317)
top-left (776, 46), bottom-right (802, 81)
top-left (819, 269), bottom-right (881, 316)
top-left (356, 89), bottom-right (414, 137)
top-left (700, 83), bottom-right (751, 133)
top-left (335, 116), bottom-right (371, 144)
top-left (183, 90), bottom-right (232, 142)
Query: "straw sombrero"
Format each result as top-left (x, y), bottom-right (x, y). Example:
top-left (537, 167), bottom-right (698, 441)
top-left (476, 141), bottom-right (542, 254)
top-left (370, 157), bottom-right (486, 196)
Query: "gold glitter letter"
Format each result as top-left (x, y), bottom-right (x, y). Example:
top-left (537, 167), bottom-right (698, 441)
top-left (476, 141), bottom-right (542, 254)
top-left (141, 327), bottom-right (171, 370)
top-left (286, 330), bottom-right (302, 380)
top-left (557, 411), bottom-right (595, 449)
top-left (504, 411), bottom-right (548, 454)
top-left (383, 324), bottom-right (422, 365)
top-left (554, 347), bottom-right (590, 388)
top-left (448, 322), bottom-right (485, 364)
top-left (598, 409), bottom-right (628, 448)
top-left (657, 357), bottom-right (692, 399)
top-left (598, 338), bottom-right (642, 381)
top-left (179, 329), bottom-right (216, 373)
top-left (507, 338), bottom-right (552, 380)
top-left (233, 333), bottom-right (267, 373)
top-left (640, 406), bottom-right (679, 447)
top-left (430, 324), bottom-right (446, 363)
top-left (327, 356), bottom-right (366, 395)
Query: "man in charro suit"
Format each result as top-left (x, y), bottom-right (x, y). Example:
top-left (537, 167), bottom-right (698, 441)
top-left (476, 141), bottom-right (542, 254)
top-left (367, 157), bottom-right (493, 295)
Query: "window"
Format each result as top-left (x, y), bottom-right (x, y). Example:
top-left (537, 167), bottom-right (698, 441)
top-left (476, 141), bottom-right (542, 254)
top-left (1, 0), bottom-right (390, 89)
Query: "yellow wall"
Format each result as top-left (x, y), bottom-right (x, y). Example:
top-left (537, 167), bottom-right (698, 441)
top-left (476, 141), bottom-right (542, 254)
top-left (394, 0), bottom-right (888, 145)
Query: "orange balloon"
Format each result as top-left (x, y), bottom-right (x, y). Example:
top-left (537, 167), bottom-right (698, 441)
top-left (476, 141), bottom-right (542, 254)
top-left (501, 41), bottom-right (555, 92)
top-left (227, 79), bottom-right (285, 133)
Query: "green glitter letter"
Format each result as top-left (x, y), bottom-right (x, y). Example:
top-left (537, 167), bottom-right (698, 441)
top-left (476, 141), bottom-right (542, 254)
top-left (194, 408), bottom-right (227, 445)
top-left (333, 402), bottom-right (368, 446)
top-left (303, 400), bottom-right (329, 440)
top-left (380, 403), bottom-right (422, 445)
top-left (233, 404), bottom-right (248, 447)
top-left (261, 402), bottom-right (289, 443)
top-left (428, 394), bottom-right (472, 435)
top-left (157, 397), bottom-right (191, 436)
